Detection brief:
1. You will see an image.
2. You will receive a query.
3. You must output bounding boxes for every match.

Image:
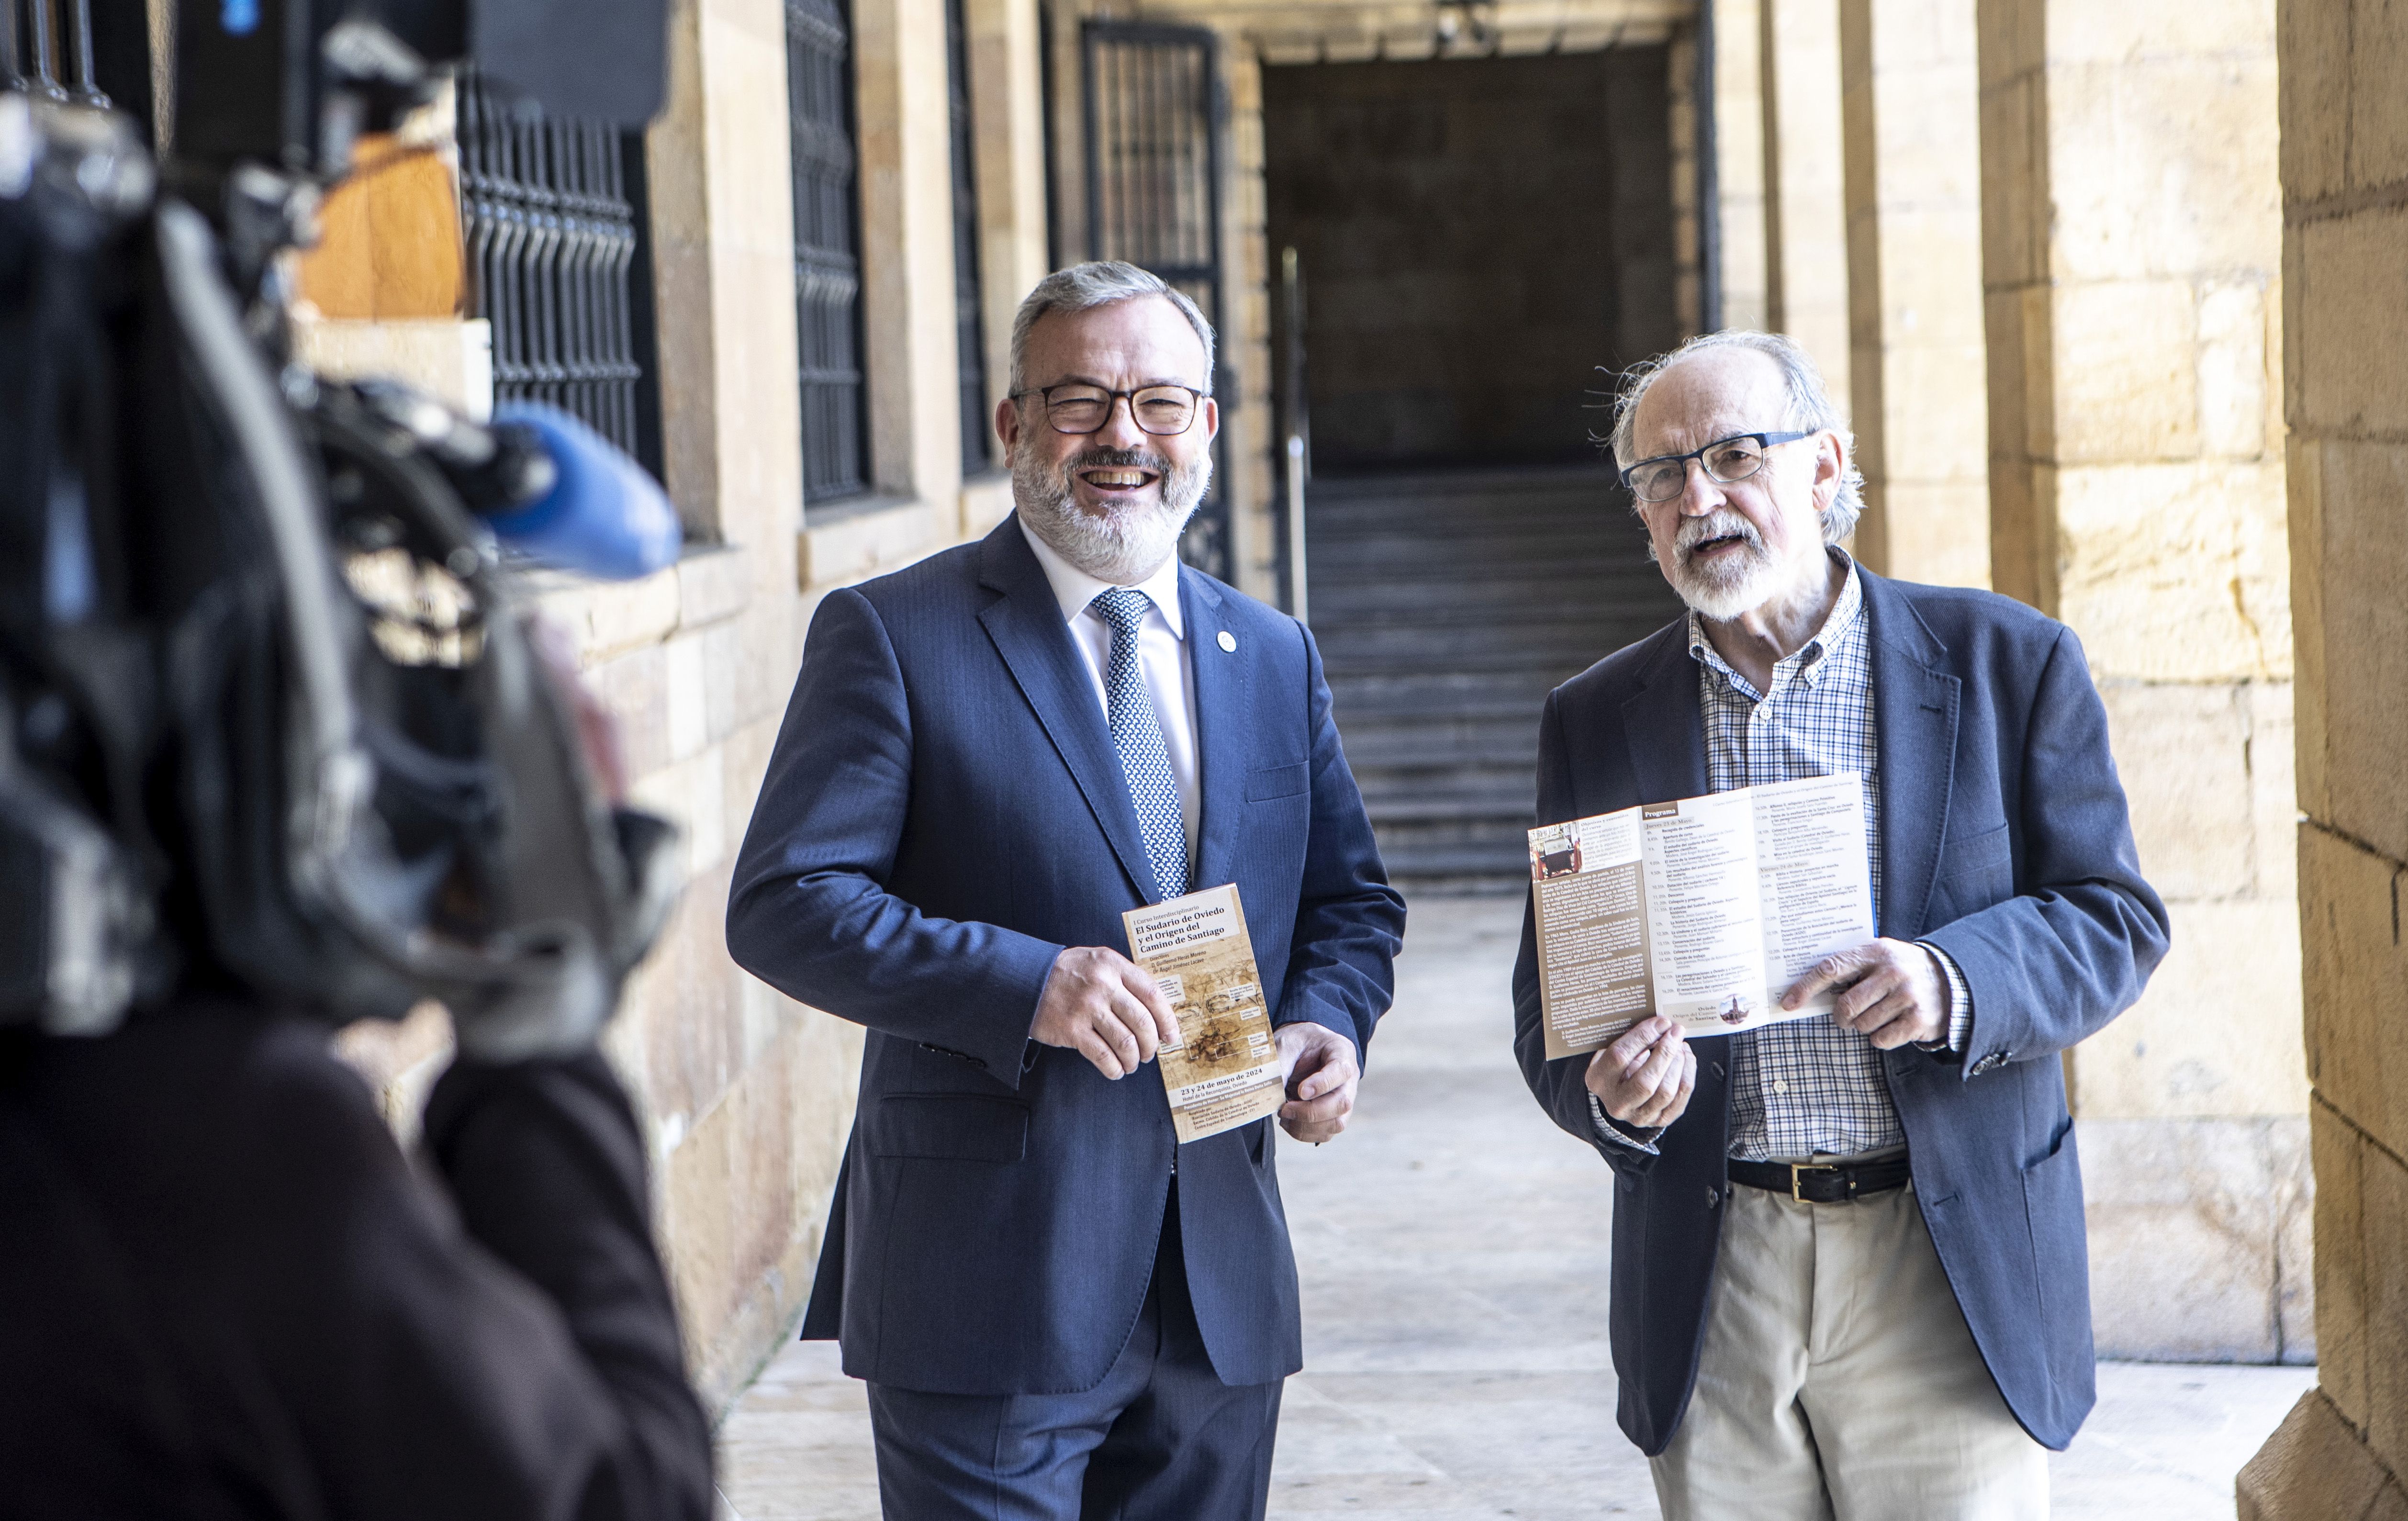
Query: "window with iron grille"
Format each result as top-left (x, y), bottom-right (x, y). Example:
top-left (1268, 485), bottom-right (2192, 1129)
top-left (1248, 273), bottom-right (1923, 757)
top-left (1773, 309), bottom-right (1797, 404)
top-left (1082, 22), bottom-right (1230, 579)
top-left (788, 0), bottom-right (871, 506)
top-left (458, 73), bottom-right (661, 471)
top-left (946, 0), bottom-right (992, 474)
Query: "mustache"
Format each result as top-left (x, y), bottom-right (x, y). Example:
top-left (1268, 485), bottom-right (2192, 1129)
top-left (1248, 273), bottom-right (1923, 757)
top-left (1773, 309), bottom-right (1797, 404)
top-left (1675, 511), bottom-right (1766, 558)
top-left (1064, 445), bottom-right (1173, 476)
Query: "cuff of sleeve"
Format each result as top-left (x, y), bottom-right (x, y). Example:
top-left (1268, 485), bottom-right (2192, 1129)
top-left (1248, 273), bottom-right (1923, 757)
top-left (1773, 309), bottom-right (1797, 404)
top-left (1914, 941), bottom-right (1975, 1054)
top-left (1588, 1091), bottom-right (1664, 1156)
top-left (1274, 1004), bottom-right (1364, 1064)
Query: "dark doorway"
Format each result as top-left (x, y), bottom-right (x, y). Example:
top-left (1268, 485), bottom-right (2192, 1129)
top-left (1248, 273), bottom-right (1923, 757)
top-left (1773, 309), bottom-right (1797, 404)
top-left (1262, 49), bottom-right (1688, 890)
top-left (1264, 48), bottom-right (1681, 471)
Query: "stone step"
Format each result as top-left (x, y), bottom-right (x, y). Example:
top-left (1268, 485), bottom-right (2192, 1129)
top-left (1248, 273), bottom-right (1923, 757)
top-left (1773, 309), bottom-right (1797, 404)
top-left (1369, 830), bottom-right (1538, 888)
top-left (1305, 464), bottom-right (1659, 888)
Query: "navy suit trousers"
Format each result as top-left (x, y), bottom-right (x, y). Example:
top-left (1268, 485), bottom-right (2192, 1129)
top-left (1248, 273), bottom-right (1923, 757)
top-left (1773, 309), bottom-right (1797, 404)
top-left (866, 1186), bottom-right (1283, 1521)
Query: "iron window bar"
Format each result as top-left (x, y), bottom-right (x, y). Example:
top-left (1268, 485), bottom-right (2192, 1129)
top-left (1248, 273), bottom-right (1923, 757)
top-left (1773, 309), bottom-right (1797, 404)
top-left (788, 0), bottom-right (870, 507)
top-left (1081, 21), bottom-right (1230, 579)
top-left (946, 0), bottom-right (991, 475)
top-left (458, 70), bottom-right (652, 460)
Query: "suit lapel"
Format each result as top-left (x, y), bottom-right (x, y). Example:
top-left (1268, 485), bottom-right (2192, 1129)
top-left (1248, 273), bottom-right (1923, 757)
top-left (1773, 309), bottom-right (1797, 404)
top-left (1180, 568), bottom-right (1243, 892)
top-left (1620, 627), bottom-right (1710, 805)
top-left (1861, 570), bottom-right (1961, 939)
top-left (974, 520), bottom-right (1155, 901)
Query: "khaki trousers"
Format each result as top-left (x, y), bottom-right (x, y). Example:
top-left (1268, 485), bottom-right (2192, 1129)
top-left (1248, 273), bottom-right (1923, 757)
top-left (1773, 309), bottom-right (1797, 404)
top-left (1650, 1177), bottom-right (2050, 1521)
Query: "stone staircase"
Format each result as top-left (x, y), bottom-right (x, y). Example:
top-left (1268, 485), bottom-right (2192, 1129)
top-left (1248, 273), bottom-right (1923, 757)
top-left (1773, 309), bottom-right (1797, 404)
top-left (1304, 463), bottom-right (1684, 892)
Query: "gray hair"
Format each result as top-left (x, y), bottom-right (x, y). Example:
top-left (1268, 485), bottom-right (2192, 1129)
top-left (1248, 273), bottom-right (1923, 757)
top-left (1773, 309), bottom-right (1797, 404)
top-left (1605, 330), bottom-right (1866, 543)
top-left (1008, 261), bottom-right (1217, 397)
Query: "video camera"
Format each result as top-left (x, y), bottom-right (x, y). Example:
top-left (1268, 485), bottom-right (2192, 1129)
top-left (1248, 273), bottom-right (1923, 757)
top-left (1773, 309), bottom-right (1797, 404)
top-left (0, 0), bottom-right (684, 1058)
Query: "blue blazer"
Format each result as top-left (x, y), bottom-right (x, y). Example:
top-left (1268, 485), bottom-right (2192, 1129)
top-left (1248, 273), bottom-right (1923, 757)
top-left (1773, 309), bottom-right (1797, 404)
top-left (728, 517), bottom-right (1404, 1397)
top-left (1511, 568), bottom-right (2168, 1454)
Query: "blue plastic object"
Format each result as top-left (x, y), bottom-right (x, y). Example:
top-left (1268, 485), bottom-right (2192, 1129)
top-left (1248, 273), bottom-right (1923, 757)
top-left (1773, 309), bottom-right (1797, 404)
top-left (483, 403), bottom-right (683, 581)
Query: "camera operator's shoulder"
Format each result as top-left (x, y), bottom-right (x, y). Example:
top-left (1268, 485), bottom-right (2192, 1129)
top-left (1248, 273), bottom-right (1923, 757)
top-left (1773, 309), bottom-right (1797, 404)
top-left (163, 1007), bottom-right (416, 1199)
top-left (4, 1003), bottom-right (416, 1256)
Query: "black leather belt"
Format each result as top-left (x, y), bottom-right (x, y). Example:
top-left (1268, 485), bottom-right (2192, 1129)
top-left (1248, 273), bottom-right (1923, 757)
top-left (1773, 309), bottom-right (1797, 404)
top-left (1728, 1156), bottom-right (1911, 1203)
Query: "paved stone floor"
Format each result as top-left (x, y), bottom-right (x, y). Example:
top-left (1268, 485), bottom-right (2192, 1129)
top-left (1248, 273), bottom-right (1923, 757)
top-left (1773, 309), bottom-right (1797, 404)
top-left (717, 895), bottom-right (2315, 1519)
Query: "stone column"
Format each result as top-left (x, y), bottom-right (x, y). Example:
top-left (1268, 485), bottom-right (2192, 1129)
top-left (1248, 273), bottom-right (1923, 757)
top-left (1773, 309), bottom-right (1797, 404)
top-left (1837, 0), bottom-right (1989, 586)
top-left (967, 0), bottom-right (1053, 404)
top-left (1758, 0), bottom-right (1851, 415)
top-left (1973, 0), bottom-right (2304, 1362)
top-left (1221, 42), bottom-right (1280, 605)
top-left (2240, 0), bottom-right (2408, 1510)
top-left (1714, 0), bottom-right (1771, 332)
top-left (857, 0), bottom-right (971, 510)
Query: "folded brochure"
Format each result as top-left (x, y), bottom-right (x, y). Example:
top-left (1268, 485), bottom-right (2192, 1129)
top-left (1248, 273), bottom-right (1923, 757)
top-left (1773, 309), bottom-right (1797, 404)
top-left (1528, 772), bottom-right (1878, 1059)
top-left (1123, 884), bottom-right (1287, 1142)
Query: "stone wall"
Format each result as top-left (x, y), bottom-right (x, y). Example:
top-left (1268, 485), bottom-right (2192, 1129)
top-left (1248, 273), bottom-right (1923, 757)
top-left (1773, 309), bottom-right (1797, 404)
top-left (1758, 0), bottom-right (1851, 416)
top-left (1971, 0), bottom-right (2304, 1364)
top-left (2241, 0), bottom-right (2408, 1509)
top-left (1260, 49), bottom-right (1681, 470)
top-left (1838, 0), bottom-right (1990, 586)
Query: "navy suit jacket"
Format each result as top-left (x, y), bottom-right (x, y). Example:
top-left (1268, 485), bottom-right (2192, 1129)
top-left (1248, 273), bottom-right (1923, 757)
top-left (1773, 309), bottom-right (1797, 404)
top-left (728, 516), bottom-right (1404, 1397)
top-left (1511, 568), bottom-right (2169, 1455)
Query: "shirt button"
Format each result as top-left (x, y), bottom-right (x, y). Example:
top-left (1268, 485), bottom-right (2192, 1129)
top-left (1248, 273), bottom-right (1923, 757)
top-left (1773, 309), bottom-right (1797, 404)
top-left (1773, 1078), bottom-right (1788, 1095)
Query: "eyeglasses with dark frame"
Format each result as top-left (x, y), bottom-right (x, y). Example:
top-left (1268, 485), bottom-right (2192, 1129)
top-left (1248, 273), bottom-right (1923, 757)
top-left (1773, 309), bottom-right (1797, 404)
top-left (1619, 430), bottom-right (1818, 503)
top-left (1011, 383), bottom-right (1208, 437)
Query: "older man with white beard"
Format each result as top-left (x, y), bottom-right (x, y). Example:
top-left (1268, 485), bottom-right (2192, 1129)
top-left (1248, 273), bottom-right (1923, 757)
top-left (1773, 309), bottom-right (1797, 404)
top-left (1510, 331), bottom-right (2167, 1519)
top-left (728, 262), bottom-right (1403, 1521)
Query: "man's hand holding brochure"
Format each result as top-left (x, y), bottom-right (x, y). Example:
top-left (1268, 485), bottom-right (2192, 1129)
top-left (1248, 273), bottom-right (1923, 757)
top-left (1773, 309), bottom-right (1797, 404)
top-left (1528, 771), bottom-right (1881, 1058)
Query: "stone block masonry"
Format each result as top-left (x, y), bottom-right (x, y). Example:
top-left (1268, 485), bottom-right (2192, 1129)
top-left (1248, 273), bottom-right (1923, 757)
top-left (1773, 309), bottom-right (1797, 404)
top-left (1952, 0), bottom-right (2305, 1367)
top-left (2242, 0), bottom-right (2408, 1509)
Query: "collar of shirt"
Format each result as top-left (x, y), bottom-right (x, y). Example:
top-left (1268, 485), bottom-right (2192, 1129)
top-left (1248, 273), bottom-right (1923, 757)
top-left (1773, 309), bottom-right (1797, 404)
top-left (1686, 548), bottom-right (1864, 701)
top-left (1019, 517), bottom-right (1187, 642)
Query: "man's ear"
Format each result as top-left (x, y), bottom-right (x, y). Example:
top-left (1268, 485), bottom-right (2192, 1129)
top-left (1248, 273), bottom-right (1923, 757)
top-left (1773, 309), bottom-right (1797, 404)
top-left (995, 395), bottom-right (1023, 459)
top-left (1811, 430), bottom-right (1846, 511)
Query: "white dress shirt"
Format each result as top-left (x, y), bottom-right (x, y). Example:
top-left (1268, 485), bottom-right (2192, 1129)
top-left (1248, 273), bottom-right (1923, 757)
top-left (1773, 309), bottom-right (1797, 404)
top-left (1019, 522), bottom-right (1202, 865)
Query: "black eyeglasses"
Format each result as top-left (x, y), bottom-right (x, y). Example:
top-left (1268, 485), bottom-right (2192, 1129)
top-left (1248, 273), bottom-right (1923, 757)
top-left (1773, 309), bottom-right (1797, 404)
top-left (1619, 431), bottom-right (1816, 503)
top-left (1011, 383), bottom-right (1206, 437)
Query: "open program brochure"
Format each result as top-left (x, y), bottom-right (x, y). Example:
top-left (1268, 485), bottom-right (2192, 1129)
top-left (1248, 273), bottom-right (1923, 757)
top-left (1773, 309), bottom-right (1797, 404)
top-left (1124, 884), bottom-right (1288, 1143)
top-left (1528, 772), bottom-right (1877, 1059)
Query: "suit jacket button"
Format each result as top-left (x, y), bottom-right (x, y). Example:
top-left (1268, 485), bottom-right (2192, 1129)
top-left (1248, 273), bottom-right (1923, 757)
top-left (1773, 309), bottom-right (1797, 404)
top-left (1705, 1187), bottom-right (1719, 1208)
top-left (1711, 1062), bottom-right (1725, 1078)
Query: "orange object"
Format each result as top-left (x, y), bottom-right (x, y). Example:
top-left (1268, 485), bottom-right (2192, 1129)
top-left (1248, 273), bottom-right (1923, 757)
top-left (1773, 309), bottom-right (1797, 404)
top-left (295, 134), bottom-right (466, 320)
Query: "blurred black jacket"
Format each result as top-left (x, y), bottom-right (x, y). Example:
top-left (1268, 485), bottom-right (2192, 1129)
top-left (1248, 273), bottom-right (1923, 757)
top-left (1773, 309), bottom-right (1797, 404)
top-left (0, 1001), bottom-right (714, 1521)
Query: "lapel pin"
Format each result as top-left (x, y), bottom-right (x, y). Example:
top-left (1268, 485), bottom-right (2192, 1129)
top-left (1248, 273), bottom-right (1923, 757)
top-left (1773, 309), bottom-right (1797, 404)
top-left (1217, 630), bottom-right (1237, 653)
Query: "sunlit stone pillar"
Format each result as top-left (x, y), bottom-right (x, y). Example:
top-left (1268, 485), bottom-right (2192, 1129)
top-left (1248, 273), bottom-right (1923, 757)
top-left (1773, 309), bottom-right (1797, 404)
top-left (2240, 0), bottom-right (2408, 1511)
top-left (1838, 0), bottom-right (1990, 585)
top-left (1975, 0), bottom-right (2303, 1363)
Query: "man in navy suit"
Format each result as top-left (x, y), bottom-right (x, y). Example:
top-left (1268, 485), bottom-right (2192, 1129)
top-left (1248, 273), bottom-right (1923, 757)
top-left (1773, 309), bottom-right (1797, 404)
top-left (1512, 331), bottom-right (2167, 1519)
top-left (728, 261), bottom-right (1403, 1521)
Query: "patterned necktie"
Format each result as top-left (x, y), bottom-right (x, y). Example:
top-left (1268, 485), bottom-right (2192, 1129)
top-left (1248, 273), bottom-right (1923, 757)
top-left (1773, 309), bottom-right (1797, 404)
top-left (1088, 588), bottom-right (1190, 902)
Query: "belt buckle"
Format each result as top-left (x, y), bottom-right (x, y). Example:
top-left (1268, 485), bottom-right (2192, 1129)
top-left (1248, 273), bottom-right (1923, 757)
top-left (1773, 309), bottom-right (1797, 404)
top-left (1790, 1163), bottom-right (1838, 1203)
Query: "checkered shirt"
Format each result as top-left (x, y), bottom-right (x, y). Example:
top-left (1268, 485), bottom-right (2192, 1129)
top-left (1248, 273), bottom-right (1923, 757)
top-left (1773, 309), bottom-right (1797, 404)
top-left (1589, 553), bottom-right (1971, 1162)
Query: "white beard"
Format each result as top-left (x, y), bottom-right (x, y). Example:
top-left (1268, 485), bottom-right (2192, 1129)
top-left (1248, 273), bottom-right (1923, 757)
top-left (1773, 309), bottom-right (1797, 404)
top-left (1666, 509), bottom-right (1784, 622)
top-left (1012, 440), bottom-right (1211, 584)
